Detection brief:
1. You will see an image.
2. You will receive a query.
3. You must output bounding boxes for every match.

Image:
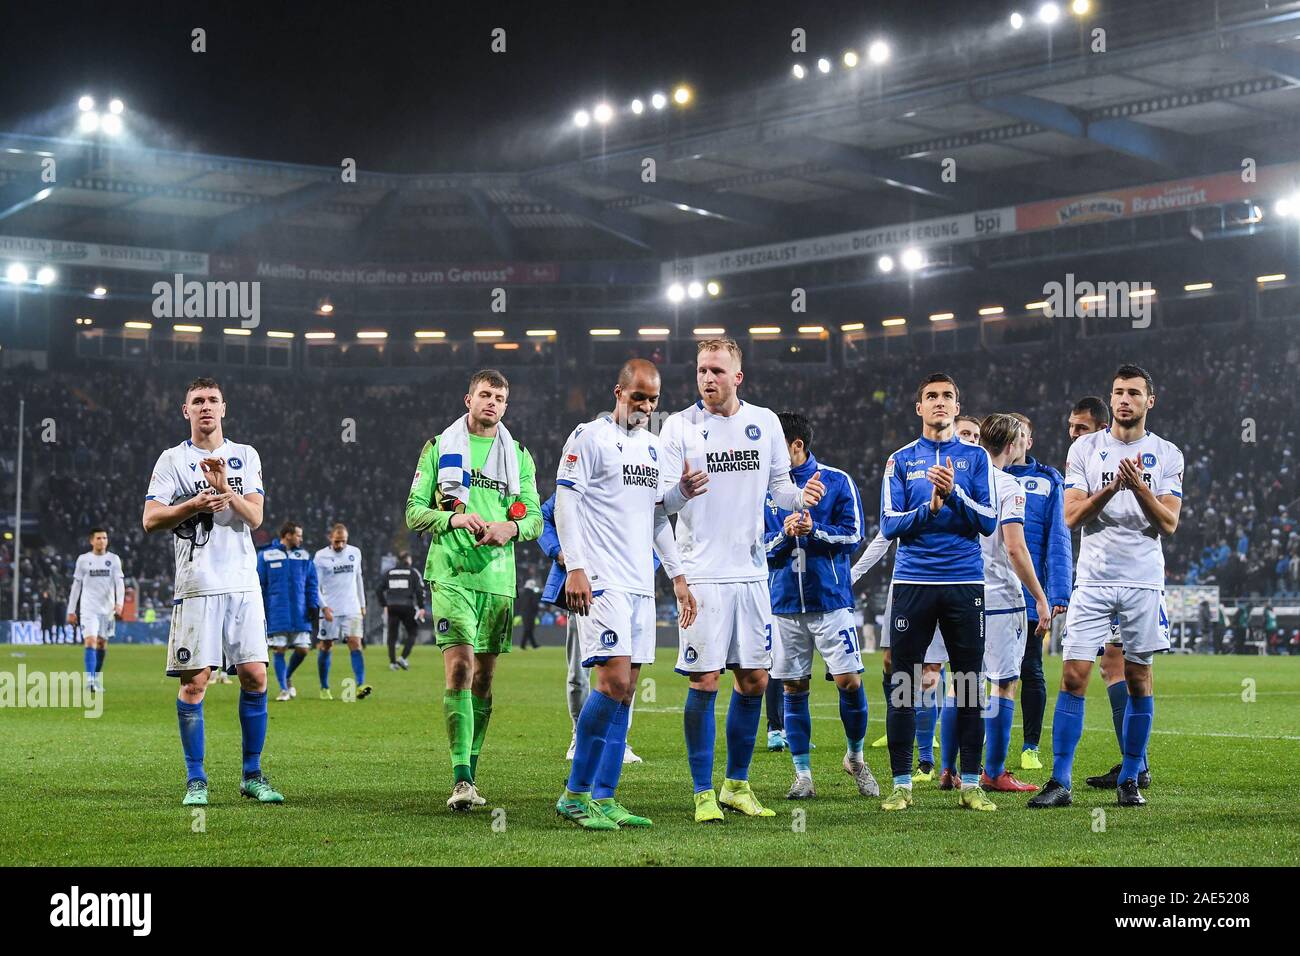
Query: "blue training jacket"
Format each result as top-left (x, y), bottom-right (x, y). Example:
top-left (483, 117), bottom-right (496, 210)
top-left (1004, 456), bottom-right (1073, 620)
top-left (258, 543), bottom-right (320, 634)
top-left (880, 436), bottom-right (996, 584)
top-left (764, 454), bottom-right (864, 614)
top-left (539, 492), bottom-right (661, 608)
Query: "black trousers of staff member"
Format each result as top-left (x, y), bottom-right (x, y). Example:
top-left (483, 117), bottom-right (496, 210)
top-left (886, 583), bottom-right (986, 781)
top-left (387, 607), bottom-right (419, 663)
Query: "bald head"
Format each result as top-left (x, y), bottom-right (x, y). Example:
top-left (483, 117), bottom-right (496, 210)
top-left (614, 359), bottom-right (661, 430)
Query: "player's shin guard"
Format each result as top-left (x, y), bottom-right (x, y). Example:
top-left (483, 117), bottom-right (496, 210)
top-left (940, 693), bottom-right (959, 773)
top-left (984, 695), bottom-right (1015, 778)
top-left (916, 694), bottom-right (937, 765)
top-left (765, 679), bottom-right (785, 733)
top-left (838, 684), bottom-right (868, 755)
top-left (592, 700), bottom-right (632, 799)
top-left (176, 698), bottom-right (206, 783)
top-left (95, 644), bottom-right (106, 675)
top-left (784, 691), bottom-right (812, 775)
top-left (286, 650), bottom-right (306, 679)
top-left (724, 689), bottom-right (763, 781)
top-left (567, 690), bottom-right (619, 794)
top-left (1050, 691), bottom-right (1086, 789)
top-left (683, 687), bottom-right (718, 793)
top-left (470, 694), bottom-right (492, 780)
top-left (273, 653), bottom-right (288, 690)
top-left (318, 649), bottom-right (332, 689)
top-left (1107, 680), bottom-right (1127, 754)
top-left (1119, 695), bottom-right (1154, 785)
top-left (350, 647), bottom-right (365, 686)
top-left (1020, 647), bottom-right (1046, 750)
top-left (238, 690), bottom-right (268, 779)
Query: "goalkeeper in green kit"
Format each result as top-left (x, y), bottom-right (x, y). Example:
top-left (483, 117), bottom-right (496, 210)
top-left (405, 369), bottom-right (541, 811)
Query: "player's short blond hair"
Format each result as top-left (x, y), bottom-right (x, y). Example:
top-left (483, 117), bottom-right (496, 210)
top-left (696, 337), bottom-right (742, 368)
top-left (979, 414), bottom-right (1022, 457)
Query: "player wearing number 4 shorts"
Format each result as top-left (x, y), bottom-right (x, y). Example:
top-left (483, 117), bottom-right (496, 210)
top-left (658, 338), bottom-right (825, 823)
top-left (1030, 365), bottom-right (1182, 810)
top-left (763, 412), bottom-right (877, 800)
top-left (405, 369), bottom-right (541, 812)
top-left (553, 360), bottom-right (697, 831)
top-left (143, 376), bottom-right (282, 807)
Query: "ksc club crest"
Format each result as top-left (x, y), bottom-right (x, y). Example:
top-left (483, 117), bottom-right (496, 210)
top-left (437, 619), bottom-right (450, 634)
top-left (684, 645), bottom-right (698, 664)
top-left (745, 424), bottom-right (761, 441)
top-left (600, 629), bottom-right (618, 648)
top-left (894, 616), bottom-right (909, 632)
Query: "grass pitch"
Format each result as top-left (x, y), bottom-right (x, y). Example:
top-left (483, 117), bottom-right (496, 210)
top-left (2, 644), bottom-right (1297, 866)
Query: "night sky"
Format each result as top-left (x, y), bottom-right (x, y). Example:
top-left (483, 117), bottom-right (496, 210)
top-left (3, 0), bottom-right (1043, 172)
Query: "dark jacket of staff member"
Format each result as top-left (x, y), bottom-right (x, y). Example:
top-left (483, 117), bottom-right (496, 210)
top-left (378, 552), bottom-right (427, 669)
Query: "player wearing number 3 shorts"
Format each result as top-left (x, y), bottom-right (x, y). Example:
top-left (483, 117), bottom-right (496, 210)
top-left (763, 411), bottom-right (878, 801)
top-left (657, 338), bottom-right (825, 823)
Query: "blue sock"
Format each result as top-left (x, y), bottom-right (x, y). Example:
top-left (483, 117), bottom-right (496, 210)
top-left (1051, 691), bottom-right (1087, 790)
top-left (94, 645), bottom-right (106, 674)
top-left (839, 684), bottom-right (868, 753)
top-left (318, 650), bottom-right (331, 689)
top-left (238, 690), bottom-right (268, 779)
top-left (286, 650), bottom-right (306, 680)
top-left (273, 654), bottom-right (288, 690)
top-left (984, 695), bottom-right (1015, 778)
top-left (566, 689), bottom-right (619, 794)
top-left (683, 688), bottom-right (717, 793)
top-left (916, 694), bottom-right (937, 765)
top-left (724, 690), bottom-right (763, 781)
top-left (592, 700), bottom-right (631, 800)
top-left (940, 693), bottom-right (959, 772)
top-left (176, 698), bottom-right (206, 783)
top-left (350, 648), bottom-right (365, 685)
top-left (83, 646), bottom-right (96, 676)
top-left (784, 691), bottom-right (812, 771)
top-left (1119, 694), bottom-right (1154, 784)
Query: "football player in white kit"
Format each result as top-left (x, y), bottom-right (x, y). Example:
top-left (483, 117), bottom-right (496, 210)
top-left (658, 338), bottom-right (825, 823)
top-left (1030, 365), bottom-right (1183, 809)
top-left (66, 527), bottom-right (124, 692)
top-left (313, 524), bottom-right (370, 701)
top-left (553, 359), bottom-right (697, 830)
top-left (142, 377), bottom-right (282, 806)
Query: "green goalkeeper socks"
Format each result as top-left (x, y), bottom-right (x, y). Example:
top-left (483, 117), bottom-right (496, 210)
top-left (444, 689), bottom-right (474, 784)
top-left (470, 694), bottom-right (493, 780)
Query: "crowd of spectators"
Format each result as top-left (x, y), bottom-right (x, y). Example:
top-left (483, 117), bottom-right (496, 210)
top-left (2, 320), bottom-right (1297, 628)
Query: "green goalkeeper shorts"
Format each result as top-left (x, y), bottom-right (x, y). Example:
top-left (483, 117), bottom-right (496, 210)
top-left (430, 582), bottom-right (514, 655)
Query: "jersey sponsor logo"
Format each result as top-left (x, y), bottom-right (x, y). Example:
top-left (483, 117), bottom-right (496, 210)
top-left (1142, 452), bottom-right (1157, 468)
top-left (745, 424), bottom-right (761, 441)
top-left (600, 629), bottom-right (618, 648)
top-left (331, 563), bottom-right (356, 575)
top-left (648, 446), bottom-right (658, 463)
top-left (905, 469), bottom-right (927, 481)
top-left (683, 644), bottom-right (698, 663)
top-left (894, 616), bottom-right (909, 632)
top-left (469, 469), bottom-right (507, 495)
top-left (562, 453), bottom-right (579, 474)
top-left (228, 457), bottom-right (243, 470)
top-left (705, 448), bottom-right (761, 473)
top-left (622, 463), bottom-right (660, 487)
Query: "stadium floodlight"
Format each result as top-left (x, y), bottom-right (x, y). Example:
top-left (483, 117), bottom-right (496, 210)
top-left (1071, 0), bottom-right (1090, 14)
top-left (318, 301), bottom-right (334, 315)
top-left (673, 85), bottom-right (692, 106)
top-left (817, 58), bottom-right (831, 74)
top-left (1256, 273), bottom-right (1286, 283)
top-left (687, 281), bottom-right (704, 299)
top-left (573, 109), bottom-right (590, 129)
top-left (5, 263), bottom-right (29, 284)
top-left (840, 322), bottom-right (865, 331)
top-left (666, 282), bottom-right (686, 303)
top-left (651, 92), bottom-right (667, 110)
top-left (1274, 195), bottom-right (1299, 217)
top-left (92, 285), bottom-right (107, 297)
top-left (267, 330), bottom-right (296, 338)
top-left (78, 95), bottom-right (95, 112)
top-left (493, 342), bottom-right (520, 350)
top-left (868, 40), bottom-right (890, 64)
top-left (356, 330), bottom-right (388, 339)
top-left (109, 98), bottom-right (124, 114)
top-left (978, 305), bottom-right (1005, 315)
top-left (124, 321), bottom-right (152, 330)
top-left (1128, 289), bottom-right (1156, 299)
top-left (639, 327), bottom-right (670, 336)
top-left (35, 266), bottom-right (56, 286)
top-left (630, 98), bottom-right (644, 115)
top-left (100, 113), bottom-right (122, 136)
top-left (877, 255), bottom-right (895, 273)
top-left (706, 280), bottom-right (720, 296)
top-left (1183, 282), bottom-right (1213, 292)
top-left (842, 50), bottom-right (858, 68)
top-left (34, 187), bottom-right (53, 202)
top-left (881, 317), bottom-right (907, 327)
top-left (900, 247), bottom-right (924, 271)
top-left (78, 111), bottom-right (100, 134)
top-left (749, 326), bottom-right (781, 334)
top-left (223, 327), bottom-right (253, 336)
top-left (526, 329), bottom-right (557, 337)
top-left (694, 326), bottom-right (726, 335)
top-left (1010, 12), bottom-right (1025, 29)
top-left (589, 328), bottom-right (620, 336)
top-left (797, 325), bottom-right (825, 334)
top-left (929, 312), bottom-right (955, 322)
top-left (1026, 300), bottom-right (1050, 310)
top-left (414, 330), bottom-right (446, 338)
top-left (304, 331), bottom-right (336, 340)
top-left (1038, 2), bottom-right (1060, 24)
top-left (473, 329), bottom-right (505, 337)
top-left (792, 64), bottom-right (806, 79)
top-left (173, 324), bottom-right (202, 333)
top-left (593, 102), bottom-right (614, 125)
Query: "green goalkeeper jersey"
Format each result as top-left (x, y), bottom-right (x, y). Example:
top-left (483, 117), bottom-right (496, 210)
top-left (405, 432), bottom-right (542, 598)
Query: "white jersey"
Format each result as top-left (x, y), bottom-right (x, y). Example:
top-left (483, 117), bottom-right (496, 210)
top-left (556, 416), bottom-right (661, 597)
top-left (145, 439), bottom-right (264, 598)
top-left (1065, 428), bottom-right (1184, 590)
top-left (68, 550), bottom-right (125, 617)
top-left (658, 399), bottom-right (803, 583)
top-left (314, 544), bottom-right (365, 615)
top-left (982, 466), bottom-right (1027, 611)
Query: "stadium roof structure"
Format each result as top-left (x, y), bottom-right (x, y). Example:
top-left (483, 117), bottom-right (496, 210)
top-left (2, 0), bottom-right (1300, 337)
